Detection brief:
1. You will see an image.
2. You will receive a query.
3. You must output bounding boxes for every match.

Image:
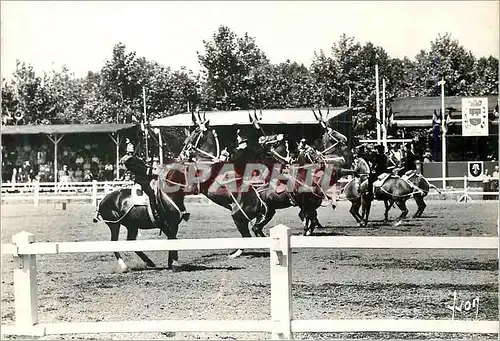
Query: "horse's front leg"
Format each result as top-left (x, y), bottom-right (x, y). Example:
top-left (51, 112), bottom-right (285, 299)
top-left (127, 227), bottom-right (156, 268)
top-left (108, 223), bottom-right (128, 272)
top-left (164, 222), bottom-right (180, 270)
top-left (252, 209), bottom-right (276, 237)
top-left (383, 200), bottom-right (393, 223)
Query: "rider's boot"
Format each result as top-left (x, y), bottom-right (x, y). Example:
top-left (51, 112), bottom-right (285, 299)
top-left (181, 211), bottom-right (191, 222)
top-left (178, 202), bottom-right (191, 222)
top-left (287, 192), bottom-right (298, 206)
top-left (150, 200), bottom-right (168, 230)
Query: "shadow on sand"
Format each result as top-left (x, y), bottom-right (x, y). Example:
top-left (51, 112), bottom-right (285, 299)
top-left (130, 264), bottom-right (243, 272)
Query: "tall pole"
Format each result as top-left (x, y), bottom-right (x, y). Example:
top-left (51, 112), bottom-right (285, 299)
top-left (382, 78), bottom-right (387, 151)
top-left (155, 128), bottom-right (164, 166)
top-left (115, 133), bottom-right (121, 180)
top-left (438, 80), bottom-right (446, 190)
top-left (143, 87), bottom-right (149, 161)
top-left (348, 87), bottom-right (352, 108)
top-left (375, 64), bottom-right (381, 145)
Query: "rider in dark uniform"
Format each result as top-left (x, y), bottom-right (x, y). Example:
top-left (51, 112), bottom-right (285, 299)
top-left (367, 144), bottom-right (388, 196)
top-left (120, 141), bottom-right (165, 227)
top-left (232, 130), bottom-right (252, 179)
top-left (399, 142), bottom-right (417, 176)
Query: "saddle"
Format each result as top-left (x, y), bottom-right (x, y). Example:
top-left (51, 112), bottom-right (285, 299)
top-left (373, 173), bottom-right (393, 189)
top-left (401, 170), bottom-right (416, 181)
top-left (130, 181), bottom-right (165, 228)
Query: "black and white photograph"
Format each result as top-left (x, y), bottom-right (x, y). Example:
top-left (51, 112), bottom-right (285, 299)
top-left (1, 1), bottom-right (498, 340)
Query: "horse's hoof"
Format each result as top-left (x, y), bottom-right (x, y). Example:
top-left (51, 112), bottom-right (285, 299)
top-left (117, 259), bottom-right (128, 273)
top-left (182, 213), bottom-right (191, 222)
top-left (394, 220), bottom-right (403, 227)
top-left (171, 261), bottom-right (181, 272)
top-left (228, 249), bottom-right (243, 259)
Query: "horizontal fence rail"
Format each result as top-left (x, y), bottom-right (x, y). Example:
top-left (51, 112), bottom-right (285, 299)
top-left (1, 176), bottom-right (498, 207)
top-left (1, 227), bottom-right (498, 339)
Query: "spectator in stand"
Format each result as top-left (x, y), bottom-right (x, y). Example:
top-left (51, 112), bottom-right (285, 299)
top-left (83, 168), bottom-right (93, 182)
top-left (423, 150), bottom-right (432, 163)
top-left (74, 166), bottom-right (84, 182)
top-left (83, 157), bottom-right (91, 176)
top-left (492, 165), bottom-right (499, 191)
top-left (59, 165), bottom-right (70, 183)
top-left (22, 161), bottom-right (34, 182)
top-left (75, 154), bottom-right (84, 168)
top-left (104, 161), bottom-right (114, 181)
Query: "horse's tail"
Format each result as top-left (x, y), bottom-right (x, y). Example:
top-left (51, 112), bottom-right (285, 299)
top-left (429, 183), bottom-right (442, 195)
top-left (419, 174), bottom-right (442, 195)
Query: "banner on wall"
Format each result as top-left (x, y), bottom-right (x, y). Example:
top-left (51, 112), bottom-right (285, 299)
top-left (468, 161), bottom-right (483, 178)
top-left (462, 97), bottom-right (488, 136)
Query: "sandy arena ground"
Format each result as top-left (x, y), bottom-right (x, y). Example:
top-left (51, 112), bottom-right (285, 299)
top-left (1, 199), bottom-right (498, 340)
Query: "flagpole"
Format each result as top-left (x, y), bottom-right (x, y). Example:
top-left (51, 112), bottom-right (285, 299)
top-left (382, 78), bottom-right (387, 151)
top-left (348, 87), bottom-right (352, 108)
top-left (143, 87), bottom-right (149, 161)
top-left (375, 64), bottom-right (381, 145)
top-left (438, 80), bottom-right (446, 190)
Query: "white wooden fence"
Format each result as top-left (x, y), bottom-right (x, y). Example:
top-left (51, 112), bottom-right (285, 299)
top-left (0, 180), bottom-right (214, 206)
top-left (1, 226), bottom-right (498, 339)
top-left (1, 176), bottom-right (498, 208)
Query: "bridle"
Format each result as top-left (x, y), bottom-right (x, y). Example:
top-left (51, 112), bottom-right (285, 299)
top-left (315, 129), bottom-right (347, 164)
top-left (258, 134), bottom-right (291, 164)
top-left (180, 127), bottom-right (221, 163)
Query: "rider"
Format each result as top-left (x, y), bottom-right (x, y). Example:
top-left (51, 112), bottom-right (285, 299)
top-left (120, 140), bottom-right (165, 226)
top-left (151, 156), bottom-right (191, 222)
top-left (399, 142), bottom-right (417, 176)
top-left (232, 130), bottom-right (252, 179)
top-left (367, 144), bottom-right (388, 196)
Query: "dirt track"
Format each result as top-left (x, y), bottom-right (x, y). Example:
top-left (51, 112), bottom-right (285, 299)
top-left (1, 199), bottom-right (498, 340)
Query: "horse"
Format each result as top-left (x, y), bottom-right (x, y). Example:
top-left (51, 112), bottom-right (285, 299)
top-left (178, 112), bottom-right (270, 258)
top-left (252, 133), bottom-right (327, 236)
top-left (340, 156), bottom-right (371, 226)
top-left (92, 165), bottom-right (188, 272)
top-left (398, 170), bottom-right (442, 218)
top-left (247, 110), bottom-right (330, 235)
top-left (358, 166), bottom-right (426, 227)
top-left (184, 112), bottom-right (327, 239)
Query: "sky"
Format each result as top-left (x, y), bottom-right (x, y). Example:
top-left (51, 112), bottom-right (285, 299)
top-left (1, 1), bottom-right (499, 79)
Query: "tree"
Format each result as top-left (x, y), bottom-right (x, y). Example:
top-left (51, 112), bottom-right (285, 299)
top-left (311, 35), bottom-right (393, 137)
top-left (261, 60), bottom-right (314, 109)
top-left (1, 61), bottom-right (56, 125)
top-left (412, 33), bottom-right (477, 96)
top-left (197, 25), bottom-right (269, 110)
top-left (470, 56), bottom-right (499, 95)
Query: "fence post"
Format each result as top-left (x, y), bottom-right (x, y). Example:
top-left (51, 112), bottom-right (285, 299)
top-left (270, 224), bottom-right (293, 340)
top-left (464, 175), bottom-right (468, 201)
top-left (11, 231), bottom-right (38, 331)
top-left (91, 180), bottom-right (98, 206)
top-left (33, 181), bottom-right (39, 208)
top-left (458, 175), bottom-right (472, 203)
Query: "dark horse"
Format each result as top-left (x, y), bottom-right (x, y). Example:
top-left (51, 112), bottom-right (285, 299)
top-left (179, 112), bottom-right (269, 258)
top-left (250, 133), bottom-right (327, 236)
top-left (247, 110), bottom-right (332, 236)
top-left (93, 160), bottom-right (187, 272)
top-left (397, 170), bottom-right (442, 218)
top-left (309, 107), bottom-right (357, 214)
